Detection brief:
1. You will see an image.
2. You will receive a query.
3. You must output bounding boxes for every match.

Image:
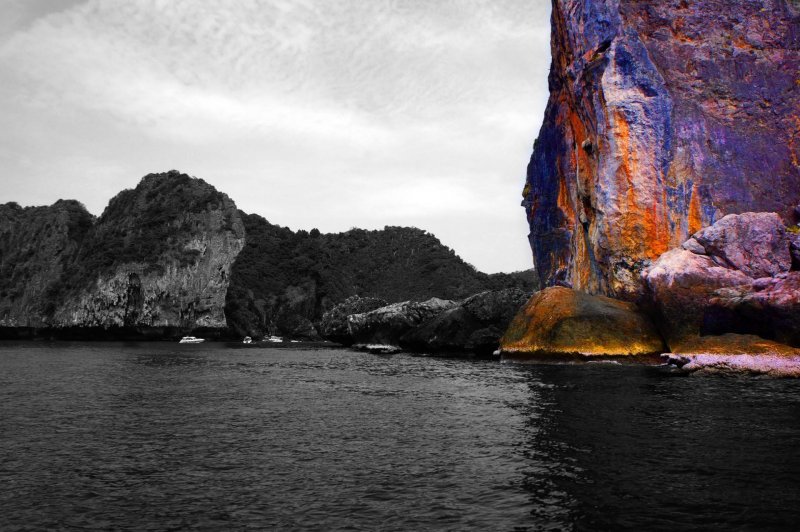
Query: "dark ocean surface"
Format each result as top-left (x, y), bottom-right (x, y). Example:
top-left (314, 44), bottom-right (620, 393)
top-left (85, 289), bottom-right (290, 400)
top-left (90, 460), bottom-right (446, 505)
top-left (1, 342), bottom-right (799, 531)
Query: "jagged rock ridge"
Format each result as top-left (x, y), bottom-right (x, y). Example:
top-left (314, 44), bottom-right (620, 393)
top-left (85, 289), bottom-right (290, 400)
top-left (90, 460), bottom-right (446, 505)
top-left (1, 171), bottom-right (535, 338)
top-left (0, 171), bottom-right (245, 333)
top-left (524, 0), bottom-right (800, 299)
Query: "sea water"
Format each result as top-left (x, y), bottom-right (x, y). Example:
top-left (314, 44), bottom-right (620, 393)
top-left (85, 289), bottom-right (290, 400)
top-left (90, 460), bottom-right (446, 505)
top-left (1, 342), bottom-right (799, 530)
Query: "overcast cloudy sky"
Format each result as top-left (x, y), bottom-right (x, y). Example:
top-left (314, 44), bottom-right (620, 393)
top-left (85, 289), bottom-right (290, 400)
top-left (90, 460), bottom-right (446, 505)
top-left (0, 0), bottom-right (551, 273)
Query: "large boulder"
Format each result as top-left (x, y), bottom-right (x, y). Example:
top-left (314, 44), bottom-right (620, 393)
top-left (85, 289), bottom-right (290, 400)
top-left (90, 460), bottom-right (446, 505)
top-left (643, 248), bottom-right (753, 344)
top-left (399, 289), bottom-right (529, 355)
top-left (704, 273), bottom-right (800, 347)
top-left (319, 296), bottom-right (387, 345)
top-left (346, 298), bottom-right (457, 346)
top-left (665, 334), bottom-right (800, 377)
top-left (499, 287), bottom-right (665, 361)
top-left (690, 213), bottom-right (790, 278)
top-left (644, 213), bottom-right (800, 347)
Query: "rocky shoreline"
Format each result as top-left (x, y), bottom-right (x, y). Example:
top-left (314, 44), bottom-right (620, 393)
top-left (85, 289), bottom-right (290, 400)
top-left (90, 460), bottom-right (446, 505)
top-left (319, 288), bottom-right (529, 357)
top-left (315, 212), bottom-right (800, 377)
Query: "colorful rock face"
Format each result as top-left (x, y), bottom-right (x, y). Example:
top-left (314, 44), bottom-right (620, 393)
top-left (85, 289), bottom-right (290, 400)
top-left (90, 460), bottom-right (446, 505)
top-left (524, 0), bottom-right (800, 299)
top-left (499, 286), bottom-right (666, 359)
top-left (643, 212), bottom-right (800, 347)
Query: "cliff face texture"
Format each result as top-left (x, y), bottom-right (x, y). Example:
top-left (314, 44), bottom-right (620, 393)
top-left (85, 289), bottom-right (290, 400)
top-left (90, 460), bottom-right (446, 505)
top-left (56, 173), bottom-right (245, 329)
top-left (2, 170), bottom-right (532, 338)
top-left (0, 200), bottom-right (94, 326)
top-left (524, 0), bottom-right (800, 299)
top-left (0, 171), bottom-right (245, 331)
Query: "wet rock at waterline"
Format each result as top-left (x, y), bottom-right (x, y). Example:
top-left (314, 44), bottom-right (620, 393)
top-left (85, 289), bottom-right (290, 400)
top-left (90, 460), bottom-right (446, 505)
top-left (499, 287), bottom-right (665, 361)
top-left (320, 290), bottom-right (532, 356)
top-left (400, 289), bottom-right (530, 355)
top-left (665, 334), bottom-right (800, 377)
top-left (346, 298), bottom-right (458, 347)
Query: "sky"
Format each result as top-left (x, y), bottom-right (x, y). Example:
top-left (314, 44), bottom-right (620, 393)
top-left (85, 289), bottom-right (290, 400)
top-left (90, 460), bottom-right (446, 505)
top-left (0, 0), bottom-right (552, 273)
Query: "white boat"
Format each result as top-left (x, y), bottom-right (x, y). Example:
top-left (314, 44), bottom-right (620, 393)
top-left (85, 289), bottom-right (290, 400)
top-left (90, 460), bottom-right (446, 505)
top-left (356, 344), bottom-right (401, 354)
top-left (179, 336), bottom-right (205, 344)
top-left (243, 336), bottom-right (253, 344)
top-left (266, 335), bottom-right (283, 343)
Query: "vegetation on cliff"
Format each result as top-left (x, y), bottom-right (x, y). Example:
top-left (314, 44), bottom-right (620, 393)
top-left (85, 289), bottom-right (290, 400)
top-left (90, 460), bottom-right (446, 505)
top-left (225, 213), bottom-right (537, 338)
top-left (1, 171), bottom-right (245, 330)
top-left (0, 200), bottom-right (94, 323)
top-left (2, 170), bottom-right (534, 336)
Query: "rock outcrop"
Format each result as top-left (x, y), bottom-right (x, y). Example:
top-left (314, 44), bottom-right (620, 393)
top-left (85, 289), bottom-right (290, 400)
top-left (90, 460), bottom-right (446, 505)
top-left (320, 289), bottom-right (531, 355)
top-left (346, 298), bottom-right (458, 346)
top-left (54, 171), bottom-right (246, 331)
top-left (665, 334), bottom-right (800, 377)
top-left (500, 286), bottom-right (666, 360)
top-left (319, 296), bottom-right (388, 345)
top-left (0, 171), bottom-right (246, 334)
top-left (644, 212), bottom-right (800, 347)
top-left (400, 289), bottom-right (530, 355)
top-left (524, 0), bottom-right (800, 299)
top-left (689, 212), bottom-right (791, 278)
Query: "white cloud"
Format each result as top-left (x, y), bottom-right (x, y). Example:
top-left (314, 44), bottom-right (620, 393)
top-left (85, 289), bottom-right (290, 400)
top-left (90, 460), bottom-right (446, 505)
top-left (0, 0), bottom-right (551, 273)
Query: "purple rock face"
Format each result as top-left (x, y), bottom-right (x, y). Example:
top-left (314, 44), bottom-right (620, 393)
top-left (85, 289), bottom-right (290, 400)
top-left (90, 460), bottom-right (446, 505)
top-left (691, 213), bottom-right (791, 278)
top-left (643, 214), bottom-right (800, 347)
top-left (524, 0), bottom-right (800, 299)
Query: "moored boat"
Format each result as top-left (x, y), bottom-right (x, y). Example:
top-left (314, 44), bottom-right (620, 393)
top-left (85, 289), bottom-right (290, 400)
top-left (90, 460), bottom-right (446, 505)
top-left (179, 336), bottom-right (205, 344)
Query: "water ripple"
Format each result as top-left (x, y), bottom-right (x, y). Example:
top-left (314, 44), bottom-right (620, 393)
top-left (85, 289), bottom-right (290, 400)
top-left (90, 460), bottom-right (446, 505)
top-left (1, 342), bottom-right (799, 530)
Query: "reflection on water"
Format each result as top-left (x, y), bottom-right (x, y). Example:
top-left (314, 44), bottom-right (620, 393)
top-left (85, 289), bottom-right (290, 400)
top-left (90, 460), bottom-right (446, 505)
top-left (1, 342), bottom-right (799, 530)
top-left (521, 364), bottom-right (800, 530)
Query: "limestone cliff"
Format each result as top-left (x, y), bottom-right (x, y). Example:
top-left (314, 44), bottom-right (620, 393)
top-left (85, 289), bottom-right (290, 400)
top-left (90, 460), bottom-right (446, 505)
top-left (524, 0), bottom-right (800, 299)
top-left (1, 171), bottom-right (245, 332)
top-left (0, 200), bottom-right (93, 326)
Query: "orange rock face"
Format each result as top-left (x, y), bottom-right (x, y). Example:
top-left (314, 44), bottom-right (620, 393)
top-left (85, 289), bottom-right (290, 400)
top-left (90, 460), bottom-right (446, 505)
top-left (500, 286), bottom-right (665, 360)
top-left (524, 0), bottom-right (800, 299)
